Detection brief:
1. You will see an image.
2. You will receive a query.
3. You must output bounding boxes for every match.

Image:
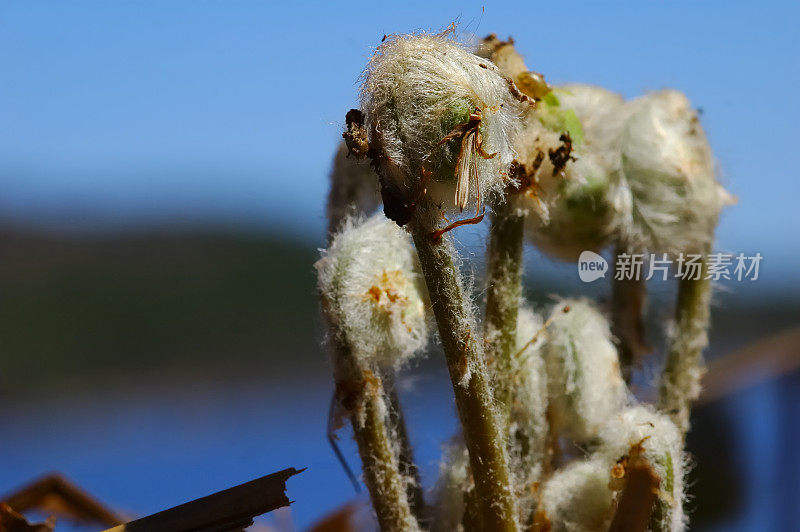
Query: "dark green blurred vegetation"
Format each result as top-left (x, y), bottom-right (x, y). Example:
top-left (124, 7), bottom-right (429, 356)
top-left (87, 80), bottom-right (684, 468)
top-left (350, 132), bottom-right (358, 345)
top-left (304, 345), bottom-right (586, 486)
top-left (0, 229), bottom-right (324, 397)
top-left (1, 228), bottom-right (796, 402)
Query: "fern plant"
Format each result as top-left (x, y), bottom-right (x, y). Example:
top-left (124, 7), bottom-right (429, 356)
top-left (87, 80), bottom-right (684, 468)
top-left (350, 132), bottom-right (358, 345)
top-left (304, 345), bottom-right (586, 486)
top-left (318, 28), bottom-right (731, 532)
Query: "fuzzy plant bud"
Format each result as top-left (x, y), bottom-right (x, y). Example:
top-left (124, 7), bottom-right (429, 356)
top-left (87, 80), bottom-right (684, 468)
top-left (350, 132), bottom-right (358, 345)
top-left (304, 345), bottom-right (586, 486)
top-left (474, 37), bottom-right (615, 260)
top-left (599, 406), bottom-right (686, 531)
top-left (613, 90), bottom-right (734, 255)
top-left (517, 85), bottom-right (626, 261)
top-left (315, 213), bottom-right (429, 367)
top-left (327, 141), bottom-right (381, 236)
top-left (360, 31), bottom-right (533, 219)
top-left (543, 299), bottom-right (627, 441)
top-left (509, 305), bottom-right (549, 499)
top-left (474, 36), bottom-right (616, 260)
top-left (523, 148), bottom-right (616, 261)
top-left (537, 456), bottom-right (617, 532)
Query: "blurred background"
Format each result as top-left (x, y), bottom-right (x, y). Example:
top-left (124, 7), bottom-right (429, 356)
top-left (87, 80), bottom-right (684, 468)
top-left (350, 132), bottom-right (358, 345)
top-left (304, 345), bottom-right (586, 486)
top-left (1, 1), bottom-right (798, 530)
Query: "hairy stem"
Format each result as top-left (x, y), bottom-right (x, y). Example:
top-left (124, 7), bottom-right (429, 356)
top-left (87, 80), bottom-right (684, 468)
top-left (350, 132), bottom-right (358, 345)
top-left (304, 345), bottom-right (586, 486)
top-left (659, 249), bottom-right (712, 436)
top-left (325, 167), bottom-right (421, 527)
top-left (326, 142), bottom-right (380, 237)
top-left (382, 371), bottom-right (426, 518)
top-left (611, 246), bottom-right (650, 383)
top-left (484, 198), bottom-right (526, 428)
top-left (410, 200), bottom-right (518, 532)
top-left (330, 336), bottom-right (419, 532)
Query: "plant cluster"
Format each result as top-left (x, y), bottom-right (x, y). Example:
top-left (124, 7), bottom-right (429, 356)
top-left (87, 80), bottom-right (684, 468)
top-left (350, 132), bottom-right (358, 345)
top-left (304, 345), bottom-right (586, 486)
top-left (317, 29), bottom-right (732, 532)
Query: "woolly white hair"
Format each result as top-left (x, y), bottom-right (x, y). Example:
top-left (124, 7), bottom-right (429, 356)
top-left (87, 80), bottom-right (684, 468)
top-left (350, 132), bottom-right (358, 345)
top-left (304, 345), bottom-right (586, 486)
top-left (514, 305), bottom-right (548, 442)
top-left (519, 85), bottom-right (626, 261)
top-left (613, 90), bottom-right (734, 255)
top-left (512, 108), bottom-right (576, 253)
top-left (430, 439), bottom-right (470, 532)
top-left (538, 455), bottom-right (616, 532)
top-left (327, 141), bottom-right (381, 235)
top-left (361, 31), bottom-right (532, 212)
top-left (598, 405), bottom-right (686, 532)
top-left (513, 110), bottom-right (566, 204)
top-left (508, 305), bottom-right (549, 518)
top-left (511, 306), bottom-right (549, 474)
top-left (315, 213), bottom-right (429, 367)
top-left (555, 84), bottom-right (627, 155)
top-left (543, 299), bottom-right (628, 441)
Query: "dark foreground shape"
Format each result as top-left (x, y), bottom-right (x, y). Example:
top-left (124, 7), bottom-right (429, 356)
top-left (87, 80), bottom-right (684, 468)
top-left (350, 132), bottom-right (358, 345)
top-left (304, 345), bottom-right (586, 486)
top-left (103, 467), bottom-right (304, 532)
top-left (2, 473), bottom-right (124, 528)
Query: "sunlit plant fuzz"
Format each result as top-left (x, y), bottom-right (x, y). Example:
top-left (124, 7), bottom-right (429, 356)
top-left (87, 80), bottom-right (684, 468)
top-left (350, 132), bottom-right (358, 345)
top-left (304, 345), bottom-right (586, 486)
top-left (361, 30), bottom-right (532, 218)
top-left (543, 299), bottom-right (627, 442)
top-left (316, 213), bottom-right (429, 368)
top-left (324, 28), bottom-right (730, 532)
top-left (613, 90), bottom-right (733, 255)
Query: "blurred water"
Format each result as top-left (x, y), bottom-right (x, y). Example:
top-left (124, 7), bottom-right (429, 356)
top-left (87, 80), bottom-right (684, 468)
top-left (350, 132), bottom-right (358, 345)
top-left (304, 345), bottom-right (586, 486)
top-left (0, 372), bottom-right (459, 530)
top-left (1, 370), bottom-right (797, 530)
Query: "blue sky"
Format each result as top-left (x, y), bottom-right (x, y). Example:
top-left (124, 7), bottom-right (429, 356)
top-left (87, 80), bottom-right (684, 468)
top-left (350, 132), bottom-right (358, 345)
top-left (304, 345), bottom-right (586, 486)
top-left (0, 4), bottom-right (798, 528)
top-left (1, 1), bottom-right (798, 274)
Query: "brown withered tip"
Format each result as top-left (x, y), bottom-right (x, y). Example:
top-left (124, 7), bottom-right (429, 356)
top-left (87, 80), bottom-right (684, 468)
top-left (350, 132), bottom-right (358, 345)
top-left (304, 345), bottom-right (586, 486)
top-left (532, 509), bottom-right (552, 532)
top-left (343, 109), bottom-right (369, 159)
top-left (480, 33), bottom-right (512, 48)
top-left (100, 468), bottom-right (303, 532)
top-left (549, 132), bottom-right (575, 177)
top-left (608, 444), bottom-right (661, 532)
top-left (345, 108), bottom-right (364, 126)
top-left (506, 152), bottom-right (544, 195)
top-left (477, 33), bottom-right (507, 58)
top-left (341, 109), bottom-right (419, 226)
top-left (504, 76), bottom-right (537, 106)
